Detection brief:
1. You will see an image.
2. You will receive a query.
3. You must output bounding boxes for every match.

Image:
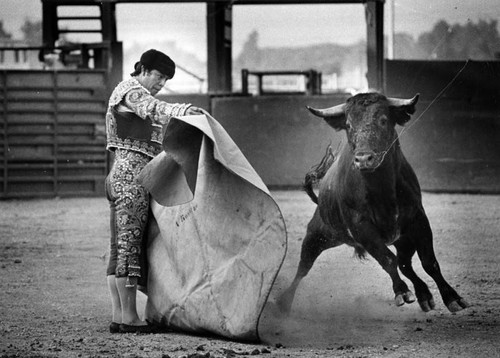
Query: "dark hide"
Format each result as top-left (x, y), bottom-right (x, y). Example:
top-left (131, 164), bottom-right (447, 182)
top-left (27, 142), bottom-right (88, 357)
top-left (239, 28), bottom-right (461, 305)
top-left (278, 92), bottom-right (469, 314)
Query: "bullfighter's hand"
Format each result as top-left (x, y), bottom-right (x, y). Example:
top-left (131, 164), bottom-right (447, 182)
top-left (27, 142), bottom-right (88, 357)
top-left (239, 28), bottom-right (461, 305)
top-left (186, 106), bottom-right (208, 116)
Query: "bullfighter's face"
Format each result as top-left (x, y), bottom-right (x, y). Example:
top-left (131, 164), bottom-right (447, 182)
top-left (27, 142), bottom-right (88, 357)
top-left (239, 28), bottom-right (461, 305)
top-left (140, 69), bottom-right (170, 96)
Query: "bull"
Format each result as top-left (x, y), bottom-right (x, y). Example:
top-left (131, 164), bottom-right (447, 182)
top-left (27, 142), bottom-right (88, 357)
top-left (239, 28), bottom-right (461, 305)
top-left (277, 92), bottom-right (469, 314)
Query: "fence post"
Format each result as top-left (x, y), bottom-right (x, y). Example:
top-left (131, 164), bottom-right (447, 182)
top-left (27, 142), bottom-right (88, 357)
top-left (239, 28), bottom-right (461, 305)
top-left (241, 69), bottom-right (249, 95)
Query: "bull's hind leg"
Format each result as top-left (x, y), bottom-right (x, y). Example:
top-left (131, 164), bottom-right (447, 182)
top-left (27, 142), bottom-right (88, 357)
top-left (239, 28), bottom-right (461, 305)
top-left (404, 210), bottom-right (470, 312)
top-left (276, 208), bottom-right (340, 314)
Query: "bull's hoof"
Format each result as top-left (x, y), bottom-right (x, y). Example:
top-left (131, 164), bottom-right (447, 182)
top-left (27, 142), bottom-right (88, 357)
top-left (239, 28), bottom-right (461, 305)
top-left (395, 291), bottom-right (416, 306)
top-left (447, 298), bottom-right (470, 312)
top-left (418, 297), bottom-right (436, 312)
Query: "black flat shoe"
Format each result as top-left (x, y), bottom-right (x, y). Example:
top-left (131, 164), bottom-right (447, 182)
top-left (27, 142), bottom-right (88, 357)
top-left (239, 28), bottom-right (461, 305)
top-left (109, 322), bottom-right (120, 333)
top-left (118, 323), bottom-right (157, 334)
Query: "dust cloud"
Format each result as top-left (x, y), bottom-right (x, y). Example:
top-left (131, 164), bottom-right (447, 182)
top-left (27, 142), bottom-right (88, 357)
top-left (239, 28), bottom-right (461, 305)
top-left (258, 245), bottom-right (434, 349)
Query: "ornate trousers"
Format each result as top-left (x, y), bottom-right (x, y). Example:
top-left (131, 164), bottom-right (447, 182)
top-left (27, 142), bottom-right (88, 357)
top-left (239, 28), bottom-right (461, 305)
top-left (106, 149), bottom-right (151, 278)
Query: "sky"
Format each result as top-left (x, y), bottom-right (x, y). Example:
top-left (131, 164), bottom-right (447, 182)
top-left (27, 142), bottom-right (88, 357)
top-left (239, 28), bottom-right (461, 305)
top-left (1, 0), bottom-right (499, 62)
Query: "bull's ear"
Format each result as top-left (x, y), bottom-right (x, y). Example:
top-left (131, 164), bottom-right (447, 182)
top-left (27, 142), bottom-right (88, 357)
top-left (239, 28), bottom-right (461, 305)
top-left (307, 104), bottom-right (346, 131)
top-left (388, 94), bottom-right (419, 126)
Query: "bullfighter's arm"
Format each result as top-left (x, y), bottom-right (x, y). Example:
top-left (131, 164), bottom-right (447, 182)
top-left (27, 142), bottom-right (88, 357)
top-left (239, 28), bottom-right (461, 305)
top-left (123, 87), bottom-right (192, 125)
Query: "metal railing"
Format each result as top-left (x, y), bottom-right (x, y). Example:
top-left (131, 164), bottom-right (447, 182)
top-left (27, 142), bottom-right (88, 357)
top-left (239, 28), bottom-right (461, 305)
top-left (0, 42), bottom-right (113, 70)
top-left (241, 69), bottom-right (322, 96)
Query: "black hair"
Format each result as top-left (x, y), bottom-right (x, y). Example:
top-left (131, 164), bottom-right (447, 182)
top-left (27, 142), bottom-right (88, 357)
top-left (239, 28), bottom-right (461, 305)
top-left (130, 61), bottom-right (142, 77)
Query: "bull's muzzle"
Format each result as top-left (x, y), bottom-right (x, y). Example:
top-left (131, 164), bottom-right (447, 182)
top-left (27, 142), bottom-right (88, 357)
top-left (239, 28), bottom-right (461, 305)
top-left (354, 151), bottom-right (378, 171)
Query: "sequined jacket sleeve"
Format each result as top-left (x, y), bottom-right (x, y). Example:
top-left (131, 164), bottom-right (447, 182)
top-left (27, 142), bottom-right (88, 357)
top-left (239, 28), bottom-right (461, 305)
top-left (122, 87), bottom-right (191, 125)
top-left (106, 77), bottom-right (192, 158)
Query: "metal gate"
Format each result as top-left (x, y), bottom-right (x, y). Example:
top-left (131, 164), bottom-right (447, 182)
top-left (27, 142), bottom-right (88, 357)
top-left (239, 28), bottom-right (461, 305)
top-left (0, 69), bottom-right (109, 198)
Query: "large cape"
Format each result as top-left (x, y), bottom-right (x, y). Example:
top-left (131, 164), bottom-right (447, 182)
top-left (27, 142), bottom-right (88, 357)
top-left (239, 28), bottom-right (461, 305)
top-left (138, 113), bottom-right (287, 342)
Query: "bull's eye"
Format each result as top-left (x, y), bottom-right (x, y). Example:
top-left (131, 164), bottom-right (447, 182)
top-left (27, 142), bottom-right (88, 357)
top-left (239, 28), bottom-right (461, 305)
top-left (379, 116), bottom-right (388, 126)
top-left (345, 121), bottom-right (351, 130)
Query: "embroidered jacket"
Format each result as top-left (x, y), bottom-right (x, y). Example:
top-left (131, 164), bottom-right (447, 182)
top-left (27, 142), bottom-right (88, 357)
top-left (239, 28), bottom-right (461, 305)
top-left (106, 77), bottom-right (191, 158)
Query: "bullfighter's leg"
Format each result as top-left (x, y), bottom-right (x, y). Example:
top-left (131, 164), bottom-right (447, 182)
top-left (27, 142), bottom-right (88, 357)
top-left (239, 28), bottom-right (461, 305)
top-left (116, 276), bottom-right (143, 325)
top-left (406, 210), bottom-right (470, 312)
top-left (107, 275), bottom-right (122, 324)
top-left (353, 223), bottom-right (413, 307)
top-left (108, 155), bottom-right (151, 327)
top-left (106, 195), bottom-right (122, 327)
top-left (277, 208), bottom-right (341, 314)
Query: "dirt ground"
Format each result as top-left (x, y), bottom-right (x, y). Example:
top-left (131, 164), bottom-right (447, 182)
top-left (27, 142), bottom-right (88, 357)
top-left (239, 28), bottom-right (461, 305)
top-left (1, 190), bottom-right (499, 358)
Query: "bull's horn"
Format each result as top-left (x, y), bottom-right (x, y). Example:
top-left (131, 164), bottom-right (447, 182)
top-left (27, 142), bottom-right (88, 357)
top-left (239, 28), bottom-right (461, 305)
top-left (307, 103), bottom-right (345, 118)
top-left (387, 94), bottom-right (420, 108)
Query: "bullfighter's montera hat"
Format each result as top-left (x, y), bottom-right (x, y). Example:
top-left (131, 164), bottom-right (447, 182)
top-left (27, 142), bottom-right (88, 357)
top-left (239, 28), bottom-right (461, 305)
top-left (137, 49), bottom-right (176, 78)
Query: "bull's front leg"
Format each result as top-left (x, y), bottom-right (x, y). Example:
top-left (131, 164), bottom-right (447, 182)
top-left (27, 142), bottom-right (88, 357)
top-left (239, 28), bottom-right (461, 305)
top-left (352, 222), bottom-right (416, 307)
top-left (277, 209), bottom-right (339, 314)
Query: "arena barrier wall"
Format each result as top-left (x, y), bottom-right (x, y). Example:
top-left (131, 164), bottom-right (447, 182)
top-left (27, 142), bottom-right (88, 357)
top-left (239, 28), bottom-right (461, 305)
top-left (210, 94), bottom-right (350, 188)
top-left (386, 60), bottom-right (500, 193)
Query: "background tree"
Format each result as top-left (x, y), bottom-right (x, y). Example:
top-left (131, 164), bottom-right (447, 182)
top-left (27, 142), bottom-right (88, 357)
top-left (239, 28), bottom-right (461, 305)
top-left (392, 32), bottom-right (426, 59)
top-left (234, 30), bottom-right (262, 71)
top-left (20, 18), bottom-right (42, 46)
top-left (417, 19), bottom-right (500, 60)
top-left (234, 29), bottom-right (362, 75)
top-left (0, 20), bottom-right (13, 40)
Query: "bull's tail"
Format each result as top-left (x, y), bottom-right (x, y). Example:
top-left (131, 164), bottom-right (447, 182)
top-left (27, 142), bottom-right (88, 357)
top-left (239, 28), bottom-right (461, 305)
top-left (353, 244), bottom-right (368, 260)
top-left (303, 173), bottom-right (319, 204)
top-left (303, 144), bottom-right (336, 205)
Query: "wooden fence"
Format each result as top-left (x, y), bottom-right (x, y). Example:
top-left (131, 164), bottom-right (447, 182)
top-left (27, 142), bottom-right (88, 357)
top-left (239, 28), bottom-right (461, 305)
top-left (0, 70), bottom-right (109, 198)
